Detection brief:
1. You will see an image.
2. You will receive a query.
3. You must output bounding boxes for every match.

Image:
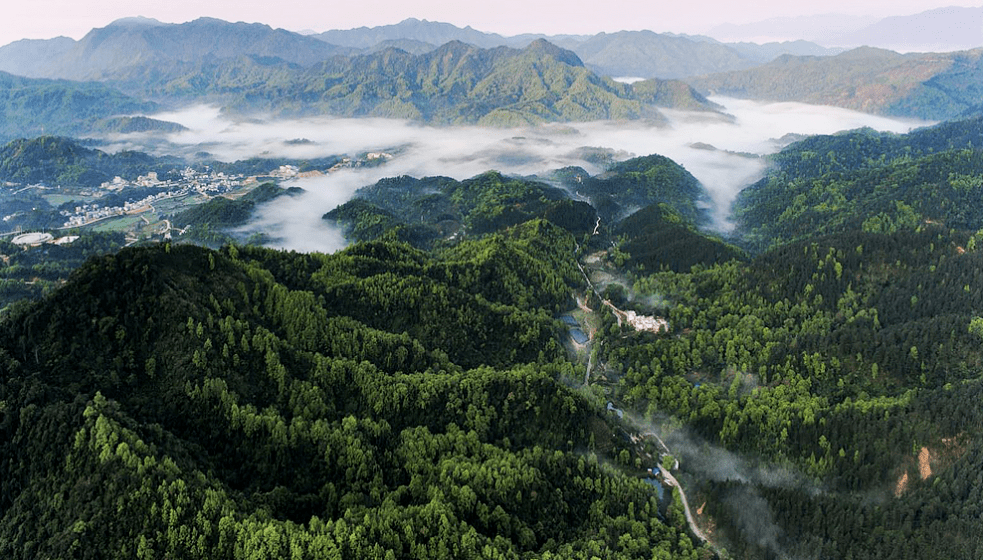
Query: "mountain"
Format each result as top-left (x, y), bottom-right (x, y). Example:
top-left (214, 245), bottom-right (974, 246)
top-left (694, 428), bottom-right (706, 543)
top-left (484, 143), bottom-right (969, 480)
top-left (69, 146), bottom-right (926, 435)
top-left (0, 36), bottom-right (75, 77)
top-left (708, 7), bottom-right (983, 53)
top-left (723, 40), bottom-right (844, 63)
top-left (365, 38), bottom-right (438, 55)
top-left (0, 17), bottom-right (352, 82)
top-left (0, 17), bottom-right (843, 98)
top-left (314, 17), bottom-right (509, 49)
top-left (570, 31), bottom-right (759, 79)
top-left (89, 116), bottom-right (188, 134)
top-left (824, 6), bottom-right (983, 52)
top-left (324, 172), bottom-right (585, 246)
top-left (198, 40), bottom-right (719, 125)
top-left (613, 203), bottom-right (747, 272)
top-left (0, 72), bottom-right (157, 141)
top-left (0, 31), bottom-right (720, 126)
top-left (689, 46), bottom-right (983, 120)
top-left (0, 136), bottom-right (169, 186)
top-left (324, 152), bottom-right (718, 249)
top-left (551, 154), bottom-right (713, 225)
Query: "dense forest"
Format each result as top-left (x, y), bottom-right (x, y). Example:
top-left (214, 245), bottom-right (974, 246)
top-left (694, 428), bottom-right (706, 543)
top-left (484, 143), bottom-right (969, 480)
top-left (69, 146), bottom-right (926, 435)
top-left (733, 116), bottom-right (983, 252)
top-left (0, 231), bottom-right (125, 314)
top-left (2, 114), bottom-right (982, 558)
top-left (324, 154), bottom-right (711, 250)
top-left (604, 226), bottom-right (983, 558)
top-left (0, 229), bottom-right (712, 559)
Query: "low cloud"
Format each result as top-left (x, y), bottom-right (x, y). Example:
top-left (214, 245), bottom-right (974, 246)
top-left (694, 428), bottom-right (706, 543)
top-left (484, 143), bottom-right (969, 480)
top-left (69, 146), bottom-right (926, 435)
top-left (105, 99), bottom-right (928, 252)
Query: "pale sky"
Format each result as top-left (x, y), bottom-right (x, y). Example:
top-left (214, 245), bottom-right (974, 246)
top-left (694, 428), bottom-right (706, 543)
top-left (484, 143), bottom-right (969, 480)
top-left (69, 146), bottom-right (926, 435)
top-left (1, 0), bottom-right (978, 47)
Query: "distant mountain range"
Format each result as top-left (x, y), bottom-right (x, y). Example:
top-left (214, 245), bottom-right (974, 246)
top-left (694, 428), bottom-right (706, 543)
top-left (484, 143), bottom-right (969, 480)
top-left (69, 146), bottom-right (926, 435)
top-left (0, 14), bottom-right (979, 135)
top-left (258, 39), bottom-right (723, 124)
top-left (0, 18), bottom-right (725, 132)
top-left (0, 17), bottom-right (838, 83)
top-left (0, 17), bottom-right (352, 82)
top-left (308, 18), bottom-right (842, 79)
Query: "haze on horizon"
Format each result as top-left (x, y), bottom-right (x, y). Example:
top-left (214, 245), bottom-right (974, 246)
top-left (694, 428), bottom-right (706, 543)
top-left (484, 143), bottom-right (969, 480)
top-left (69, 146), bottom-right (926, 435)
top-left (1, 0), bottom-right (979, 48)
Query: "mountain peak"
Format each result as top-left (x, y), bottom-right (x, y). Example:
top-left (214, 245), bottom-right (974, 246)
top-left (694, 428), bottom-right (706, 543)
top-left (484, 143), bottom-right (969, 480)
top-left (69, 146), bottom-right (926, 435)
top-left (105, 17), bottom-right (165, 29)
top-left (523, 38), bottom-right (583, 67)
top-left (835, 45), bottom-right (904, 60)
top-left (432, 39), bottom-right (480, 55)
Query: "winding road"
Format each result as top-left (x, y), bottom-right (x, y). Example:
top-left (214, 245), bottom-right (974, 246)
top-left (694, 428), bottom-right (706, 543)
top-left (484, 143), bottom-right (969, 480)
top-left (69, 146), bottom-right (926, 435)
top-left (659, 466), bottom-right (710, 545)
top-left (639, 429), bottom-right (715, 551)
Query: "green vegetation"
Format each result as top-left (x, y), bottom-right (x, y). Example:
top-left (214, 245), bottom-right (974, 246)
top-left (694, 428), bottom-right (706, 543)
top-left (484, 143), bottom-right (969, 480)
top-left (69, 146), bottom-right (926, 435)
top-left (0, 136), bottom-right (346, 188)
top-left (0, 234), bottom-right (709, 559)
top-left (126, 40), bottom-right (720, 125)
top-left (174, 183), bottom-right (300, 229)
top-left (614, 204), bottom-right (746, 272)
top-left (603, 225), bottom-right (983, 559)
top-left (0, 136), bottom-right (175, 187)
top-left (733, 117), bottom-right (983, 252)
top-left (88, 116), bottom-right (188, 134)
top-left (171, 183), bottom-right (305, 246)
top-left (0, 231), bottom-right (124, 315)
top-left (325, 155), bottom-right (714, 251)
top-left (324, 172), bottom-right (595, 247)
top-left (0, 71), bottom-right (158, 141)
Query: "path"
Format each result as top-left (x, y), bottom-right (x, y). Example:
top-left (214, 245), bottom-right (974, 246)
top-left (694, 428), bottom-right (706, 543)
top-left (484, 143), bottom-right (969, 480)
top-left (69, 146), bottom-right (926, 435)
top-left (639, 430), bottom-right (713, 552)
top-left (660, 466), bottom-right (710, 545)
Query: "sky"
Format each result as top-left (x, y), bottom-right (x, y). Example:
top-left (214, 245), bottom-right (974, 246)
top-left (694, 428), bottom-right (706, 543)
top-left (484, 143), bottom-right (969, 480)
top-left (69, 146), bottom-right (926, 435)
top-left (1, 0), bottom-right (978, 47)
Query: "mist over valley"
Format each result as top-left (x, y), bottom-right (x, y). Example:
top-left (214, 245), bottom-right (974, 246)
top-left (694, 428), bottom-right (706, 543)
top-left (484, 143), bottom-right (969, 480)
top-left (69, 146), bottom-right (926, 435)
top-left (107, 98), bottom-right (928, 251)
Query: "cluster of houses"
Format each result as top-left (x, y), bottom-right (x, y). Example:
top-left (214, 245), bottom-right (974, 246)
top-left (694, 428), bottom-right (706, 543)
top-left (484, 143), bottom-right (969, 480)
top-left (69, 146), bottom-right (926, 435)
top-left (63, 169), bottom-right (248, 228)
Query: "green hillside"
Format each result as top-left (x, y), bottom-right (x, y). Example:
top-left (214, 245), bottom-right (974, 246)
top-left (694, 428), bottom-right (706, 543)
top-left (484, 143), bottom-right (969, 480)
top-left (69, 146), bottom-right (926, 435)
top-left (607, 226), bottom-right (983, 559)
top-left (0, 136), bottom-right (164, 186)
top-left (0, 72), bottom-right (157, 141)
top-left (324, 172), bottom-right (597, 247)
top-left (614, 203), bottom-right (746, 272)
top-left (220, 40), bottom-right (681, 124)
top-left (0, 234), bottom-right (709, 559)
top-left (733, 116), bottom-right (983, 251)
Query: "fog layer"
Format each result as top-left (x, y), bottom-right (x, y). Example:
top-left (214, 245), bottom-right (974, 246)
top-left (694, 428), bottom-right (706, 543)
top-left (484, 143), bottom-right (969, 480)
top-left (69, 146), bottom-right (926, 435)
top-left (121, 100), bottom-right (928, 252)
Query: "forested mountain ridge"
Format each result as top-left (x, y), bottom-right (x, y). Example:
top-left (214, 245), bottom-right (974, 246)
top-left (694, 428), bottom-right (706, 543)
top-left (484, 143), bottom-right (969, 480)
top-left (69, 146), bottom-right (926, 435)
top-left (0, 136), bottom-right (173, 186)
top-left (0, 17), bottom-right (351, 82)
top-left (732, 115), bottom-right (983, 252)
top-left (322, 154), bottom-right (721, 258)
top-left (0, 17), bottom-right (840, 85)
top-left (310, 18), bottom-right (842, 78)
top-left (569, 31), bottom-right (759, 80)
top-left (324, 172), bottom-right (587, 247)
top-left (0, 31), bottom-right (722, 128)
top-left (609, 225), bottom-right (983, 558)
top-left (202, 39), bottom-right (718, 124)
top-left (4, 117), bottom-right (983, 557)
top-left (0, 72), bottom-right (160, 141)
top-left (688, 46), bottom-right (983, 120)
